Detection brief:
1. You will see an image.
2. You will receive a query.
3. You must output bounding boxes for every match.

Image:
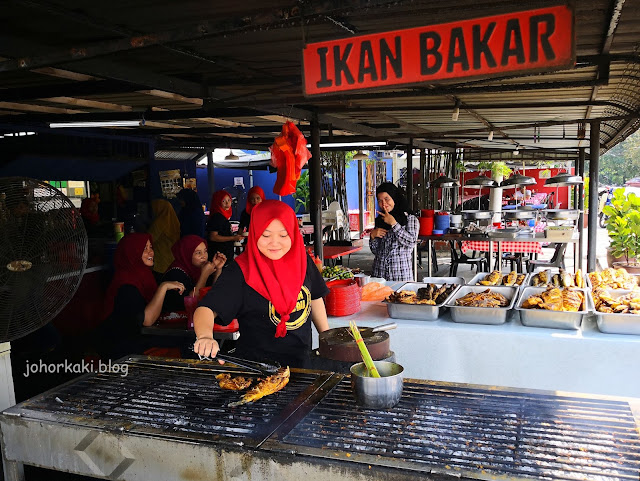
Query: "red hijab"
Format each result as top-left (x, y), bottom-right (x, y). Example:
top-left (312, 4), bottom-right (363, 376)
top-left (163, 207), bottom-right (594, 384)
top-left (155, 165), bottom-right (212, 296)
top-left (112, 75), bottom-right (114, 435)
top-left (169, 235), bottom-right (206, 282)
top-left (245, 186), bottom-right (265, 214)
top-left (210, 190), bottom-right (232, 219)
top-left (235, 200), bottom-right (307, 338)
top-left (80, 197), bottom-right (99, 225)
top-left (104, 233), bottom-right (157, 318)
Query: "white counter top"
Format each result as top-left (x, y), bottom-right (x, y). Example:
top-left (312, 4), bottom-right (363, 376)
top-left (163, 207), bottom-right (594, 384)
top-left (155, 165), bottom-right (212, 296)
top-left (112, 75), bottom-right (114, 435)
top-left (317, 300), bottom-right (640, 399)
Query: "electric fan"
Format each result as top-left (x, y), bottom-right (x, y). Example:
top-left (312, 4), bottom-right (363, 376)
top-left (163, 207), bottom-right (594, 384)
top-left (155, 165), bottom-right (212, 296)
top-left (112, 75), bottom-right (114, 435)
top-left (0, 177), bottom-right (88, 342)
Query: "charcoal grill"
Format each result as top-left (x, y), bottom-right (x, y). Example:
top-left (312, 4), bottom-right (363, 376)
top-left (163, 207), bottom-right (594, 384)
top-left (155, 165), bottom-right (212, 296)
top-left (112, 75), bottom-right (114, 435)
top-left (2, 356), bottom-right (639, 481)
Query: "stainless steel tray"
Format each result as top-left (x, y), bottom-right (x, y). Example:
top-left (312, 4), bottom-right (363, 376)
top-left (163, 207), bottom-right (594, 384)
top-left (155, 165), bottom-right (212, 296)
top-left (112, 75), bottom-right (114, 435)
top-left (488, 228), bottom-right (519, 238)
top-left (528, 269), bottom-right (587, 288)
top-left (594, 288), bottom-right (640, 335)
top-left (503, 210), bottom-right (536, 220)
top-left (544, 209), bottom-right (580, 220)
top-left (384, 282), bottom-right (461, 321)
top-left (585, 273), bottom-right (640, 290)
top-left (421, 276), bottom-right (466, 285)
top-left (462, 210), bottom-right (493, 220)
top-left (469, 272), bottom-right (528, 287)
top-left (516, 286), bottom-right (592, 330)
top-left (445, 285), bottom-right (518, 325)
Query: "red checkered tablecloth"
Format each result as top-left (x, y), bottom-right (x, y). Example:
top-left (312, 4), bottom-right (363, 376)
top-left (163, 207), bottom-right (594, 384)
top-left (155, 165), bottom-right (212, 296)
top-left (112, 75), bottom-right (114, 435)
top-left (461, 240), bottom-right (543, 254)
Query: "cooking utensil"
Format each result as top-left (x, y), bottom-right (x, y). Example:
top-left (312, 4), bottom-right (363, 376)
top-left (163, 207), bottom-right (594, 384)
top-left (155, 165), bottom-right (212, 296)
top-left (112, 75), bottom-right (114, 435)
top-left (318, 327), bottom-right (390, 362)
top-left (191, 348), bottom-right (280, 375)
top-left (351, 361), bottom-right (404, 409)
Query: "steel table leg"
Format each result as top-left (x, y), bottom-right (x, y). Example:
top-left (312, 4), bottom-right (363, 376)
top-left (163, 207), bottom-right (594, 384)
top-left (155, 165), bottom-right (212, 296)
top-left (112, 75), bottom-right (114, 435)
top-left (497, 241), bottom-right (503, 271)
top-left (427, 240), bottom-right (433, 277)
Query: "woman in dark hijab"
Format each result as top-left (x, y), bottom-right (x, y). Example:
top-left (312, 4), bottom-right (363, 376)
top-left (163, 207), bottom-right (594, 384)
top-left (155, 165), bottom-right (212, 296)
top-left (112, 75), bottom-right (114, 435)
top-left (369, 182), bottom-right (419, 281)
top-left (177, 188), bottom-right (205, 238)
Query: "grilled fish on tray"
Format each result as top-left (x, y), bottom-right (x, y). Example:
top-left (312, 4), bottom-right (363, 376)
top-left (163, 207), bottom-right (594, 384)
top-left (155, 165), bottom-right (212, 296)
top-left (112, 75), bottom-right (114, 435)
top-left (455, 289), bottom-right (509, 308)
top-left (592, 287), bottom-right (640, 314)
top-left (386, 284), bottom-right (456, 305)
top-left (478, 270), bottom-right (525, 286)
top-left (521, 287), bottom-right (584, 311)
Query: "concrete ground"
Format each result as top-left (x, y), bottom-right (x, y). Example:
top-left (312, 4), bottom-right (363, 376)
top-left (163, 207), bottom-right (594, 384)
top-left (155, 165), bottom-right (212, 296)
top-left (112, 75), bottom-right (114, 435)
top-left (342, 226), bottom-right (609, 282)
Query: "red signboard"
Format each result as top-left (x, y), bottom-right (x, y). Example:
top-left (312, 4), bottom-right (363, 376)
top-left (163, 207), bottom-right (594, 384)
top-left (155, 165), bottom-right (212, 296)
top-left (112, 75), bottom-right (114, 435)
top-left (303, 5), bottom-right (574, 96)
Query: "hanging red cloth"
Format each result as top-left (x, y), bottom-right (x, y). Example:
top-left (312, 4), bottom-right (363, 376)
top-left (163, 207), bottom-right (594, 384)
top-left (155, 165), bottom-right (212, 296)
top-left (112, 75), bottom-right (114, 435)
top-left (269, 121), bottom-right (311, 196)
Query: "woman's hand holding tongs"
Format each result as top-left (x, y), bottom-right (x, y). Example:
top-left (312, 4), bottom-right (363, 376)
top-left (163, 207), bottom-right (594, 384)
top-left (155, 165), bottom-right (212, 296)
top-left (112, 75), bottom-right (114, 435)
top-left (193, 336), bottom-right (224, 364)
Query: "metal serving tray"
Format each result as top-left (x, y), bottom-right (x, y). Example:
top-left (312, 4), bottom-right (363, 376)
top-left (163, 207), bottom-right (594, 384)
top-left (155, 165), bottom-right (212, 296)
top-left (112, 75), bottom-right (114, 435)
top-left (528, 269), bottom-right (587, 288)
top-left (384, 282), bottom-right (461, 321)
top-left (594, 288), bottom-right (640, 335)
top-left (445, 285), bottom-right (518, 325)
top-left (503, 210), bottom-right (536, 220)
top-left (469, 272), bottom-right (528, 287)
top-left (585, 273), bottom-right (640, 290)
top-left (421, 276), bottom-right (465, 285)
top-left (462, 210), bottom-right (493, 220)
top-left (516, 286), bottom-right (592, 330)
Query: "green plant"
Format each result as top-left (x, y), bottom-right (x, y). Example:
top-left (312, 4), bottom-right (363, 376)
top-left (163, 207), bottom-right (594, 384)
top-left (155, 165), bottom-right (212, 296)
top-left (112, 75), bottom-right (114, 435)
top-left (603, 188), bottom-right (640, 264)
top-left (477, 161), bottom-right (512, 178)
top-left (293, 170), bottom-right (310, 213)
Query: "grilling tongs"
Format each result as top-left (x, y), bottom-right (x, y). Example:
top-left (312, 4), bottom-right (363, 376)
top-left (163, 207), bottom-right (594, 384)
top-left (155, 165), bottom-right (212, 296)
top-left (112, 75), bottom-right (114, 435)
top-left (191, 347), bottom-right (280, 375)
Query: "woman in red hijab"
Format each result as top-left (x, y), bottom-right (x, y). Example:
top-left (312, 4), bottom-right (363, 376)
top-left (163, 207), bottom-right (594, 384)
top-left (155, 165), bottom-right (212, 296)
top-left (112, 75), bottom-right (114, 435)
top-left (98, 233), bottom-right (185, 358)
top-left (238, 186), bottom-right (265, 233)
top-left (161, 235), bottom-right (227, 312)
top-left (206, 189), bottom-right (244, 265)
top-left (194, 200), bottom-right (329, 368)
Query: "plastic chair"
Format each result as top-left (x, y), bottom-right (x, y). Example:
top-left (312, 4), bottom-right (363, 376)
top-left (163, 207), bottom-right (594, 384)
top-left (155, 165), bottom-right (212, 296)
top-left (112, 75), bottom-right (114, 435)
top-left (526, 243), bottom-right (567, 272)
top-left (449, 240), bottom-right (489, 276)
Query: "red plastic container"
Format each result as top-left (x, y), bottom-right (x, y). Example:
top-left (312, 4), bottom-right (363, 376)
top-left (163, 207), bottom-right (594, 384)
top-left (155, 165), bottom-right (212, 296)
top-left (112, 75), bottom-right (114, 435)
top-left (419, 216), bottom-right (434, 236)
top-left (421, 209), bottom-right (435, 218)
top-left (324, 279), bottom-right (361, 316)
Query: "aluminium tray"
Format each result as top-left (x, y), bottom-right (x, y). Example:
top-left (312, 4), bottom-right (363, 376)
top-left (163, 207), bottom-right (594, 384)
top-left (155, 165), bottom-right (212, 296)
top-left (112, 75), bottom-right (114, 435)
top-left (384, 282), bottom-right (461, 321)
top-left (421, 276), bottom-right (466, 285)
top-left (516, 286), bottom-right (592, 330)
top-left (528, 269), bottom-right (587, 288)
top-left (502, 210), bottom-right (536, 220)
top-left (469, 271), bottom-right (528, 288)
top-left (594, 288), bottom-right (640, 335)
top-left (444, 285), bottom-right (518, 325)
top-left (462, 210), bottom-right (493, 220)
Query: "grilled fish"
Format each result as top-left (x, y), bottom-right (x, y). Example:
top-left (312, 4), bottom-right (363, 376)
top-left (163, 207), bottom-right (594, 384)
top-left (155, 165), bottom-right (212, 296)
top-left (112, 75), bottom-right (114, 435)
top-left (479, 270), bottom-right (502, 286)
top-left (216, 373), bottom-right (253, 391)
top-left (516, 274), bottom-right (526, 286)
top-left (229, 367), bottom-right (290, 407)
top-left (575, 269), bottom-right (583, 288)
top-left (503, 270), bottom-right (517, 286)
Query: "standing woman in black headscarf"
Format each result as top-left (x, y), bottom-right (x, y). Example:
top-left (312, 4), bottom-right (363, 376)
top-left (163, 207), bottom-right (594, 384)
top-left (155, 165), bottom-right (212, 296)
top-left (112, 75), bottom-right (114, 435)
top-left (176, 188), bottom-right (205, 238)
top-left (369, 182), bottom-right (419, 281)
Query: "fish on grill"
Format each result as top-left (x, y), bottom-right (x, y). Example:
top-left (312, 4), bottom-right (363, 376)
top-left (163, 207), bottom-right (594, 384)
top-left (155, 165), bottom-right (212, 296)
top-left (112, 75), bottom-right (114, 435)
top-left (455, 289), bottom-right (509, 308)
top-left (522, 287), bottom-right (584, 311)
top-left (216, 373), bottom-right (253, 391)
top-left (229, 366), bottom-right (290, 407)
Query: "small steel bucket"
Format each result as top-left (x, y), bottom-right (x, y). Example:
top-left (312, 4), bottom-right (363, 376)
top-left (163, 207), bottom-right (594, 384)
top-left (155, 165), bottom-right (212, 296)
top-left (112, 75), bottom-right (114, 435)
top-left (350, 361), bottom-right (404, 409)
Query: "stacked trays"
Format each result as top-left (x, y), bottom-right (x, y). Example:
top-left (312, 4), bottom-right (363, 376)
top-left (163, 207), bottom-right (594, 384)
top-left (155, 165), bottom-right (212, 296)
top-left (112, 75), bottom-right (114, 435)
top-left (385, 282), bottom-right (461, 321)
top-left (445, 286), bottom-right (518, 325)
top-left (515, 287), bottom-right (593, 330)
top-left (593, 289), bottom-right (640, 335)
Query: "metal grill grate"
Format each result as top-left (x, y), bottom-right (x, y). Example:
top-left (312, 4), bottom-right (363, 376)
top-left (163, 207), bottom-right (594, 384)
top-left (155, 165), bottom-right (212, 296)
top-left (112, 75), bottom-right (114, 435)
top-left (21, 358), bottom-right (326, 447)
top-left (282, 379), bottom-right (640, 481)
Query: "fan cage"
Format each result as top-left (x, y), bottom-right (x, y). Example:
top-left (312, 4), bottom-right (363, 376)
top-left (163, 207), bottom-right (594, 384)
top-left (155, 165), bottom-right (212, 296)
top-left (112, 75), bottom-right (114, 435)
top-left (0, 177), bottom-right (88, 342)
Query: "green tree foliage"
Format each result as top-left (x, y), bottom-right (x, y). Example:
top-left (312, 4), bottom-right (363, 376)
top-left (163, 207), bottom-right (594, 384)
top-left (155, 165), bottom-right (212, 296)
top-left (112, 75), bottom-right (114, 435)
top-left (293, 170), bottom-right (310, 213)
top-left (600, 130), bottom-right (640, 185)
top-left (603, 189), bottom-right (640, 264)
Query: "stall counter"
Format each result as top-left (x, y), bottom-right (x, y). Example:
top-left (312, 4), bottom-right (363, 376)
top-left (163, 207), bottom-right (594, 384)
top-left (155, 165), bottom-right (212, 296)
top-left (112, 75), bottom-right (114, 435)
top-left (316, 298), bottom-right (640, 399)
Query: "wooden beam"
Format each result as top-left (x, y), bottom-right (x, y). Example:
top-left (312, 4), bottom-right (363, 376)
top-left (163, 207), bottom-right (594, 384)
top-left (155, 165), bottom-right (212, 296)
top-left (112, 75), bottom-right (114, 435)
top-left (41, 96), bottom-right (133, 112)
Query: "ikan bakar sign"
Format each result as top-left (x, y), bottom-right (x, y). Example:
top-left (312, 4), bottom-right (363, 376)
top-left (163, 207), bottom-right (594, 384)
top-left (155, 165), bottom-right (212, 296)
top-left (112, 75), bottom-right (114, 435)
top-left (303, 5), bottom-right (574, 96)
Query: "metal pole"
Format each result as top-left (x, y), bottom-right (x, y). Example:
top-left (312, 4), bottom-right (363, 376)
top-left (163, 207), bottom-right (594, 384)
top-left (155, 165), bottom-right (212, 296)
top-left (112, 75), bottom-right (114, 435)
top-left (406, 139), bottom-right (413, 211)
top-left (587, 122), bottom-right (600, 272)
top-left (420, 148), bottom-right (427, 209)
top-left (310, 112), bottom-right (323, 260)
top-left (358, 157), bottom-right (364, 239)
top-left (577, 148), bottom-right (585, 272)
top-left (206, 150), bottom-right (215, 202)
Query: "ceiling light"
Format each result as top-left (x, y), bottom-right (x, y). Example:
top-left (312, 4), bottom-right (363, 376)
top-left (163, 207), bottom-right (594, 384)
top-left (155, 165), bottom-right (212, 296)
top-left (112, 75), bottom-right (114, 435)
top-left (305, 141), bottom-right (386, 148)
top-left (513, 146), bottom-right (520, 155)
top-left (224, 149), bottom-right (239, 161)
top-left (353, 150), bottom-right (368, 160)
top-left (49, 120), bottom-right (144, 128)
top-left (487, 130), bottom-right (494, 141)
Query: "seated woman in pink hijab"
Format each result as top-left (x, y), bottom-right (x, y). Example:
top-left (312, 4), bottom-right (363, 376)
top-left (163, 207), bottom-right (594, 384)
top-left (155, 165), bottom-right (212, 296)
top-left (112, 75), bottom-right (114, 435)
top-left (161, 235), bottom-right (226, 312)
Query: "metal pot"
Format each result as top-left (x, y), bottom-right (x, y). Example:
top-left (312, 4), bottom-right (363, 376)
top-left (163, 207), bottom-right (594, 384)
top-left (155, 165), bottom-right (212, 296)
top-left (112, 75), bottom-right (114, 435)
top-left (319, 327), bottom-right (391, 362)
top-left (351, 361), bottom-right (404, 409)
